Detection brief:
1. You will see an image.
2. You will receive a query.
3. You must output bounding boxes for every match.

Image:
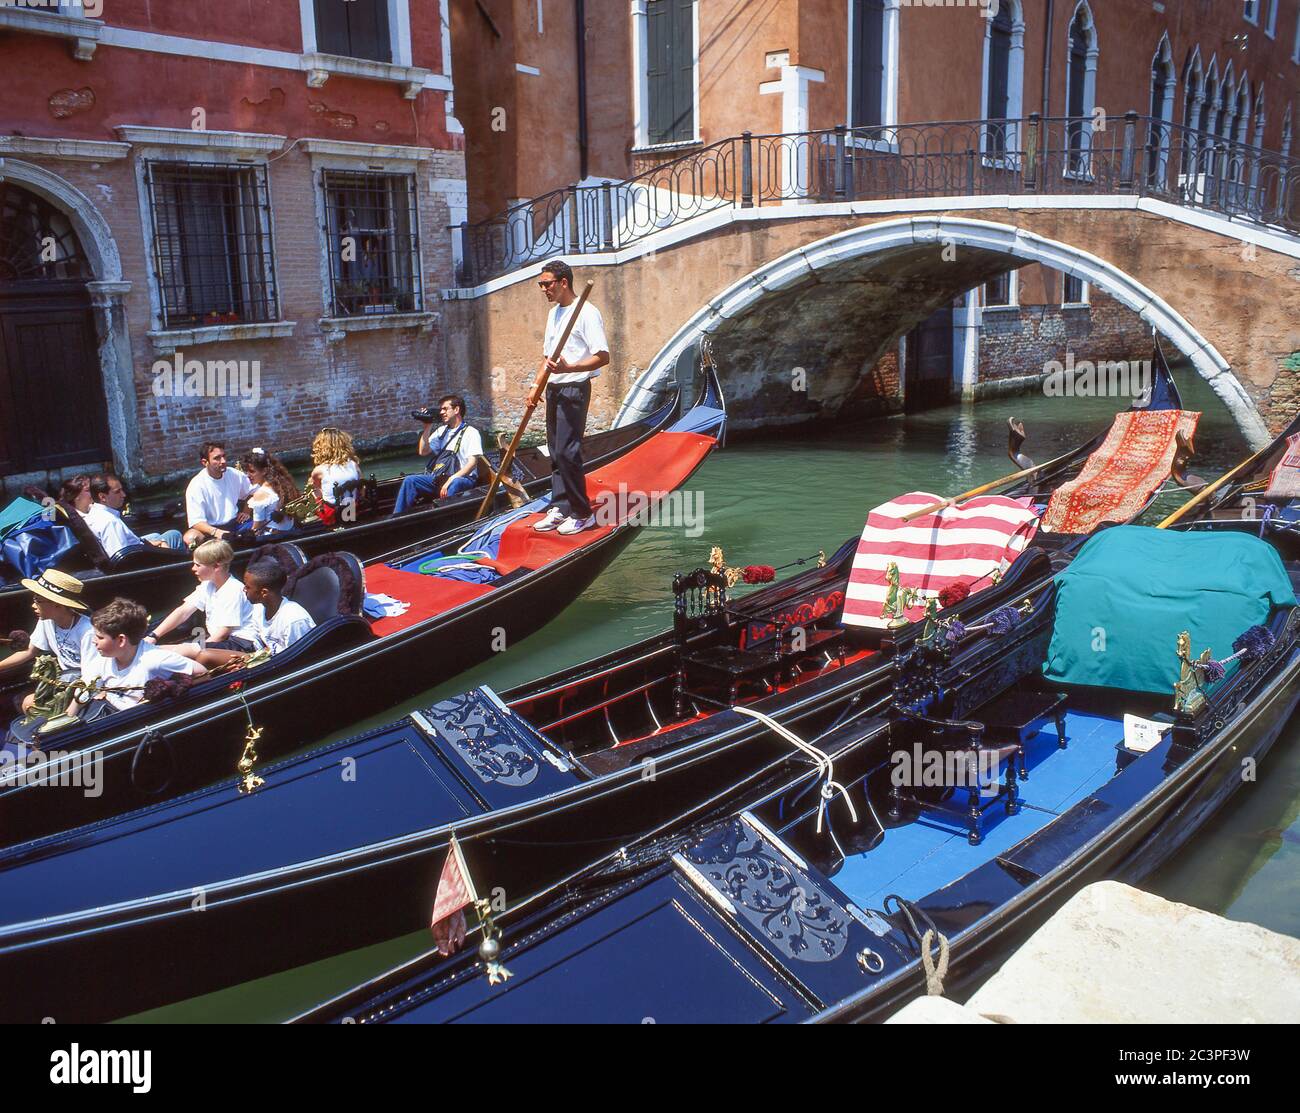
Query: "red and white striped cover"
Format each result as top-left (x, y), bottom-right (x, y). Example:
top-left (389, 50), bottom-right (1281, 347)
top-left (843, 491), bottom-right (1040, 629)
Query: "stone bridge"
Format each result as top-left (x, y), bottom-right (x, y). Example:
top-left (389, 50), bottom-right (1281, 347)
top-left (443, 120), bottom-right (1300, 447)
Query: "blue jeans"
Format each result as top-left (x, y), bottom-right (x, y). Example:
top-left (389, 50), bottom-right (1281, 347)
top-left (392, 472), bottom-right (475, 515)
top-left (143, 530), bottom-right (185, 550)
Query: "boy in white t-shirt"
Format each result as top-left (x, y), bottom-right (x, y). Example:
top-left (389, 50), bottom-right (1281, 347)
top-left (76, 598), bottom-right (205, 715)
top-left (184, 441), bottom-right (252, 548)
top-left (244, 560), bottom-right (316, 656)
top-left (146, 539), bottom-right (257, 667)
top-left (0, 569), bottom-right (96, 715)
top-left (174, 559), bottom-right (315, 669)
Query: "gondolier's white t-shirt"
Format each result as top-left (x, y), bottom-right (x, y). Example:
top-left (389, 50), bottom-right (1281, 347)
top-left (543, 301), bottom-right (609, 384)
top-left (250, 598), bottom-right (316, 655)
top-left (81, 643), bottom-right (202, 712)
top-left (185, 576), bottom-right (257, 642)
top-left (30, 615), bottom-right (95, 679)
top-left (186, 468), bottom-right (252, 528)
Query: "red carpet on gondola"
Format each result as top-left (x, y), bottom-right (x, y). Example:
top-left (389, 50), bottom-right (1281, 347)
top-left (366, 430), bottom-right (717, 635)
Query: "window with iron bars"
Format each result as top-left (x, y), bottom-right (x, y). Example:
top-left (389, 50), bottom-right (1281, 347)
top-left (144, 161), bottom-right (279, 330)
top-left (322, 170), bottom-right (423, 317)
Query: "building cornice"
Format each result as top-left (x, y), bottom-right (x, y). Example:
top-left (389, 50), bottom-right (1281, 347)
top-left (0, 7), bottom-right (101, 61)
top-left (114, 127), bottom-right (287, 154)
top-left (0, 136), bottom-right (130, 162)
top-left (300, 52), bottom-right (432, 100)
top-left (298, 138), bottom-right (435, 163)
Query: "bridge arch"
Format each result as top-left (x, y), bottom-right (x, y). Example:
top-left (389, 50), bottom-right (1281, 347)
top-left (615, 215), bottom-right (1268, 446)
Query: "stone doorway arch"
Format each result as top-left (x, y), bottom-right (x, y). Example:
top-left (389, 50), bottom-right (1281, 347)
top-left (0, 161), bottom-right (138, 487)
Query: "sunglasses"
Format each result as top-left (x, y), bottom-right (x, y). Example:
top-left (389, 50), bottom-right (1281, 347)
top-left (537, 279), bottom-right (558, 289)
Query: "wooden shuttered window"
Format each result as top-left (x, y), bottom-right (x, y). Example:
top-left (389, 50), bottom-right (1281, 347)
top-left (647, 0), bottom-right (695, 145)
top-left (853, 0), bottom-right (886, 129)
top-left (985, 5), bottom-right (1012, 153)
top-left (314, 0), bottom-right (392, 64)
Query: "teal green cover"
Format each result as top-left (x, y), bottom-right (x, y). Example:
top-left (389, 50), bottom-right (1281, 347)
top-left (0, 498), bottom-right (44, 541)
top-left (1043, 526), bottom-right (1297, 695)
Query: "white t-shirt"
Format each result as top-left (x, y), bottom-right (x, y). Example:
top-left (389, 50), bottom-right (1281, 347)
top-left (81, 643), bottom-right (202, 712)
top-left (250, 598), bottom-right (316, 655)
top-left (543, 301), bottom-right (609, 384)
top-left (430, 422), bottom-right (485, 472)
top-left (249, 487), bottom-right (295, 533)
top-left (184, 575), bottom-right (256, 641)
top-left (30, 614), bottom-right (95, 679)
top-left (82, 503), bottom-right (145, 558)
top-left (186, 467), bottom-right (252, 528)
top-left (319, 462), bottom-right (361, 507)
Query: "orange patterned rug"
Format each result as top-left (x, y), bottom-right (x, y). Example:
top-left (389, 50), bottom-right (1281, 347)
top-left (1041, 409), bottom-right (1201, 534)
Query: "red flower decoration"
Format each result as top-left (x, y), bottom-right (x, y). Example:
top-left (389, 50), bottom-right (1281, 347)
top-left (742, 565), bottom-right (776, 584)
top-left (938, 582), bottom-right (971, 609)
top-left (228, 680), bottom-right (244, 692)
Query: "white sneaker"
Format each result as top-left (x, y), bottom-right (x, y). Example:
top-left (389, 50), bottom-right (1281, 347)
top-left (533, 506), bottom-right (566, 532)
top-left (557, 515), bottom-right (596, 536)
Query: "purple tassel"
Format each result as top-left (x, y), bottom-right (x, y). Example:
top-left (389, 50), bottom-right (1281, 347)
top-left (944, 619), bottom-right (967, 645)
top-left (143, 675), bottom-right (195, 702)
top-left (1201, 659), bottom-right (1226, 684)
top-left (1232, 625), bottom-right (1274, 661)
top-left (6, 629), bottom-right (29, 650)
top-left (987, 606), bottom-right (1021, 635)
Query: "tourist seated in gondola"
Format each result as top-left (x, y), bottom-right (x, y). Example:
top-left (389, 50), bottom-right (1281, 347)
top-left (145, 539), bottom-right (257, 668)
top-left (245, 560), bottom-right (315, 656)
top-left (74, 598), bottom-right (205, 718)
top-left (309, 427), bottom-right (362, 526)
top-left (177, 559), bottom-right (316, 669)
top-left (391, 395), bottom-right (485, 515)
top-left (58, 474), bottom-right (91, 516)
top-left (184, 441), bottom-right (252, 548)
top-left (239, 448), bottom-right (300, 536)
top-left (84, 474), bottom-right (185, 554)
top-left (0, 570), bottom-right (95, 716)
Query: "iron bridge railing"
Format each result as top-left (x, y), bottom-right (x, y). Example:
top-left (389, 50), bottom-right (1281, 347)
top-left (455, 112), bottom-right (1300, 288)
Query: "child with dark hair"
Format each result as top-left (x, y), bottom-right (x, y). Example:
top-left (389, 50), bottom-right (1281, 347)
top-left (77, 598), bottom-right (204, 714)
top-left (244, 560), bottom-right (316, 655)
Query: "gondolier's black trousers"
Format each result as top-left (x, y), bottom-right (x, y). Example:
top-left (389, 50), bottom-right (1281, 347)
top-left (545, 380), bottom-right (592, 519)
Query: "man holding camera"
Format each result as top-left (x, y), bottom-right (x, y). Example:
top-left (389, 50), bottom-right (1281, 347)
top-left (390, 394), bottom-right (485, 515)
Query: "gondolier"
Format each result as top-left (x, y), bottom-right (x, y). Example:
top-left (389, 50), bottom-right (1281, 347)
top-left (532, 260), bottom-right (610, 536)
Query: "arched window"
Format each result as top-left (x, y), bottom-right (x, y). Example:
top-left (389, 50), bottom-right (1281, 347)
top-left (1064, 2), bottom-right (1098, 176)
top-left (0, 183), bottom-right (90, 283)
top-left (1179, 48), bottom-right (1203, 180)
top-left (1146, 34), bottom-right (1176, 187)
top-left (982, 1), bottom-right (1024, 156)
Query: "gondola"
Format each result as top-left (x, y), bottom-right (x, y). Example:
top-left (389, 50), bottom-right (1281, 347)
top-left (293, 521), bottom-right (1300, 1024)
top-left (0, 371), bottom-right (724, 848)
top-left (0, 354), bottom-right (1193, 1022)
top-left (0, 389), bottom-right (682, 634)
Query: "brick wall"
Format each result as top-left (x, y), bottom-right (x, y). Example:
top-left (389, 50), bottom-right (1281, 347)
top-left (21, 145), bottom-right (466, 487)
top-left (978, 291), bottom-right (1152, 390)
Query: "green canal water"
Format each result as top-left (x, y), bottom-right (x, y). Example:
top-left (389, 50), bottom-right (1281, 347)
top-left (126, 370), bottom-right (1300, 1022)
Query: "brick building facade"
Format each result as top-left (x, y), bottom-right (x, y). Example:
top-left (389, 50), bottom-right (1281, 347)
top-left (1, 0), bottom-right (466, 491)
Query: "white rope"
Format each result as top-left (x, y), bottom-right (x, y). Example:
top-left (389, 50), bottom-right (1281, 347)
top-left (920, 928), bottom-right (951, 996)
top-left (731, 706), bottom-right (858, 829)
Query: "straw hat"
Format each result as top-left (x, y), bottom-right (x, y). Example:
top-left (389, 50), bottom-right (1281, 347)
top-left (20, 569), bottom-right (89, 613)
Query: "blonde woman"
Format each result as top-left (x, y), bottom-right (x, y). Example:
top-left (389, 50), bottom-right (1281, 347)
top-left (310, 427), bottom-right (362, 527)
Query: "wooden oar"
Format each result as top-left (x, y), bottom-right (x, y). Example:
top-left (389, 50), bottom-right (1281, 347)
top-left (474, 280), bottom-right (595, 521)
top-left (1156, 438), bottom-right (1277, 529)
top-left (899, 444), bottom-right (1081, 522)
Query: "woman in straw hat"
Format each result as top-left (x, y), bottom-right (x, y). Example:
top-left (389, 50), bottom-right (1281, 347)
top-left (0, 570), bottom-right (96, 715)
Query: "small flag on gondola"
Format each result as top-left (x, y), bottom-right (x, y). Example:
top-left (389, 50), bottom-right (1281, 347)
top-left (430, 835), bottom-right (478, 956)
